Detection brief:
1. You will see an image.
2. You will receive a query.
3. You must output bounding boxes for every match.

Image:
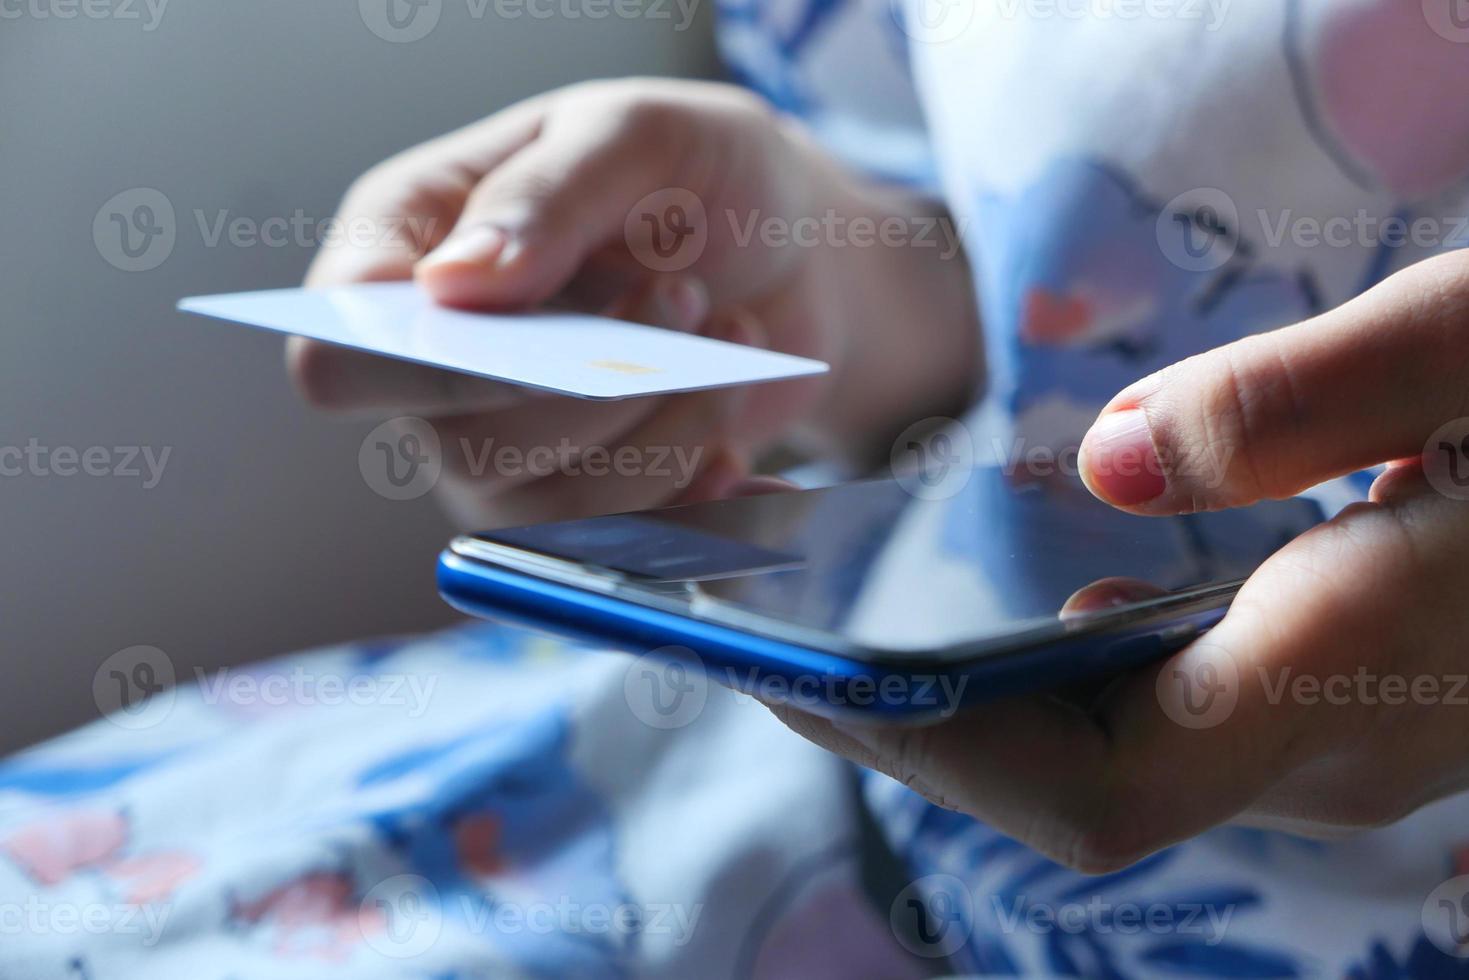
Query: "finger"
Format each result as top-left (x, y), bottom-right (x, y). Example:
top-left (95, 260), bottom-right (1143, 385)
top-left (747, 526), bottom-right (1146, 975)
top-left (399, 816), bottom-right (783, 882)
top-left (727, 475), bottom-right (800, 497)
top-left (432, 277), bottom-right (709, 489)
top-left (666, 449), bottom-right (747, 505)
top-left (285, 338), bottom-right (531, 417)
top-left (292, 103), bottom-right (550, 410)
top-left (1040, 487), bottom-right (1449, 865)
top-left (1059, 577), bottom-right (1170, 619)
top-left (432, 396), bottom-right (655, 492)
top-left (463, 392), bottom-right (732, 526)
top-left (666, 454), bottom-right (797, 505)
top-left (479, 317), bottom-right (758, 525)
top-left (770, 694), bottom-right (1126, 869)
top-left (415, 103), bottom-right (678, 310)
top-left (306, 99), bottom-right (546, 289)
top-left (771, 520), bottom-right (1373, 872)
top-left (773, 654), bottom-right (1287, 874)
top-left (1077, 250), bottom-right (1469, 513)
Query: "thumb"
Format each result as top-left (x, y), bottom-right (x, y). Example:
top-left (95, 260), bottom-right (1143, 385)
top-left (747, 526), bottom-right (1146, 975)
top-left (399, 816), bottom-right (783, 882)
top-left (1078, 250), bottom-right (1469, 514)
top-left (413, 109), bottom-right (675, 310)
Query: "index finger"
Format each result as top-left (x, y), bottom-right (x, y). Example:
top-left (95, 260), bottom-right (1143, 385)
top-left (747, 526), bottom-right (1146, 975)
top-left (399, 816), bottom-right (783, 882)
top-left (306, 98), bottom-right (547, 289)
top-left (1078, 250), bottom-right (1469, 514)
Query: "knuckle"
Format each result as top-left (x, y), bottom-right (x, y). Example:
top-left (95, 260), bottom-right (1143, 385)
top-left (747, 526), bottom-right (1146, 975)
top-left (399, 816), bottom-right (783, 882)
top-left (554, 79), bottom-right (690, 139)
top-left (343, 158), bottom-right (411, 208)
top-left (483, 168), bottom-right (564, 211)
top-left (592, 80), bottom-right (769, 147)
top-left (613, 93), bottom-right (688, 138)
top-left (1177, 337), bottom-right (1296, 501)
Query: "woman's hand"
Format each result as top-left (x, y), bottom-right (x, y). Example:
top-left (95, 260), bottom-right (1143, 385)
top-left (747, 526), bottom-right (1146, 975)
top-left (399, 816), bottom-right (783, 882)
top-left (289, 77), bottom-right (979, 528)
top-left (772, 249), bottom-right (1469, 873)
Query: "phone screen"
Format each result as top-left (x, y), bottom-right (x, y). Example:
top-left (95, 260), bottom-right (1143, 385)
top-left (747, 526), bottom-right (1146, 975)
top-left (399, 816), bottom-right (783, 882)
top-left (469, 468), bottom-right (1322, 660)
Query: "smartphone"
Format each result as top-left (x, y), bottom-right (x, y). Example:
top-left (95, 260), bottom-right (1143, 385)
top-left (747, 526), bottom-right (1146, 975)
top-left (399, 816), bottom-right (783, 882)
top-left (437, 467), bottom-right (1323, 720)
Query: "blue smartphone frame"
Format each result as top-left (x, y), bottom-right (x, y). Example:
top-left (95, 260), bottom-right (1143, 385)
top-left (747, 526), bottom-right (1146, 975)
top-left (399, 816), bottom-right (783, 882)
top-left (437, 549), bottom-right (1234, 721)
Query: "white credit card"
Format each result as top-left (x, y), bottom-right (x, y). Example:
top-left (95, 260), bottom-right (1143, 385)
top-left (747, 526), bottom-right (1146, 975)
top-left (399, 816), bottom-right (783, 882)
top-left (178, 283), bottom-right (828, 400)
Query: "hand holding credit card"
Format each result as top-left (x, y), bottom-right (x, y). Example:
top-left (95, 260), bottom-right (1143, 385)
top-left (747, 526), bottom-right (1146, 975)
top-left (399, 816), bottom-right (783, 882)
top-left (179, 283), bottom-right (828, 400)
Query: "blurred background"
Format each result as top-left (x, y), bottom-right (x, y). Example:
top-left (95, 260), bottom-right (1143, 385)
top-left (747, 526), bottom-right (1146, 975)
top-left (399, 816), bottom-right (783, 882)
top-left (0, 0), bottom-right (717, 752)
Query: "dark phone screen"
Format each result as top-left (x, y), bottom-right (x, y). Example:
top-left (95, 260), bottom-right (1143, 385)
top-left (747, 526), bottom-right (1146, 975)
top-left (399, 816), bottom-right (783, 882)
top-left (474, 468), bottom-right (1323, 657)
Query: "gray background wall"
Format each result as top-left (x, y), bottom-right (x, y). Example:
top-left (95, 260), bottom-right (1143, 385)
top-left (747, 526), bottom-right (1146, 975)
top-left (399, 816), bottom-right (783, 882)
top-left (0, 1), bottom-right (716, 752)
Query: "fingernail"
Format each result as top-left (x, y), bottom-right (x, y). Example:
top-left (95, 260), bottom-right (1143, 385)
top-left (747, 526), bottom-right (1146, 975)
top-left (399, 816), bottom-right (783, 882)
top-left (656, 278), bottom-right (709, 332)
top-left (1080, 409), bottom-right (1167, 505)
top-left (419, 225), bottom-right (507, 271)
